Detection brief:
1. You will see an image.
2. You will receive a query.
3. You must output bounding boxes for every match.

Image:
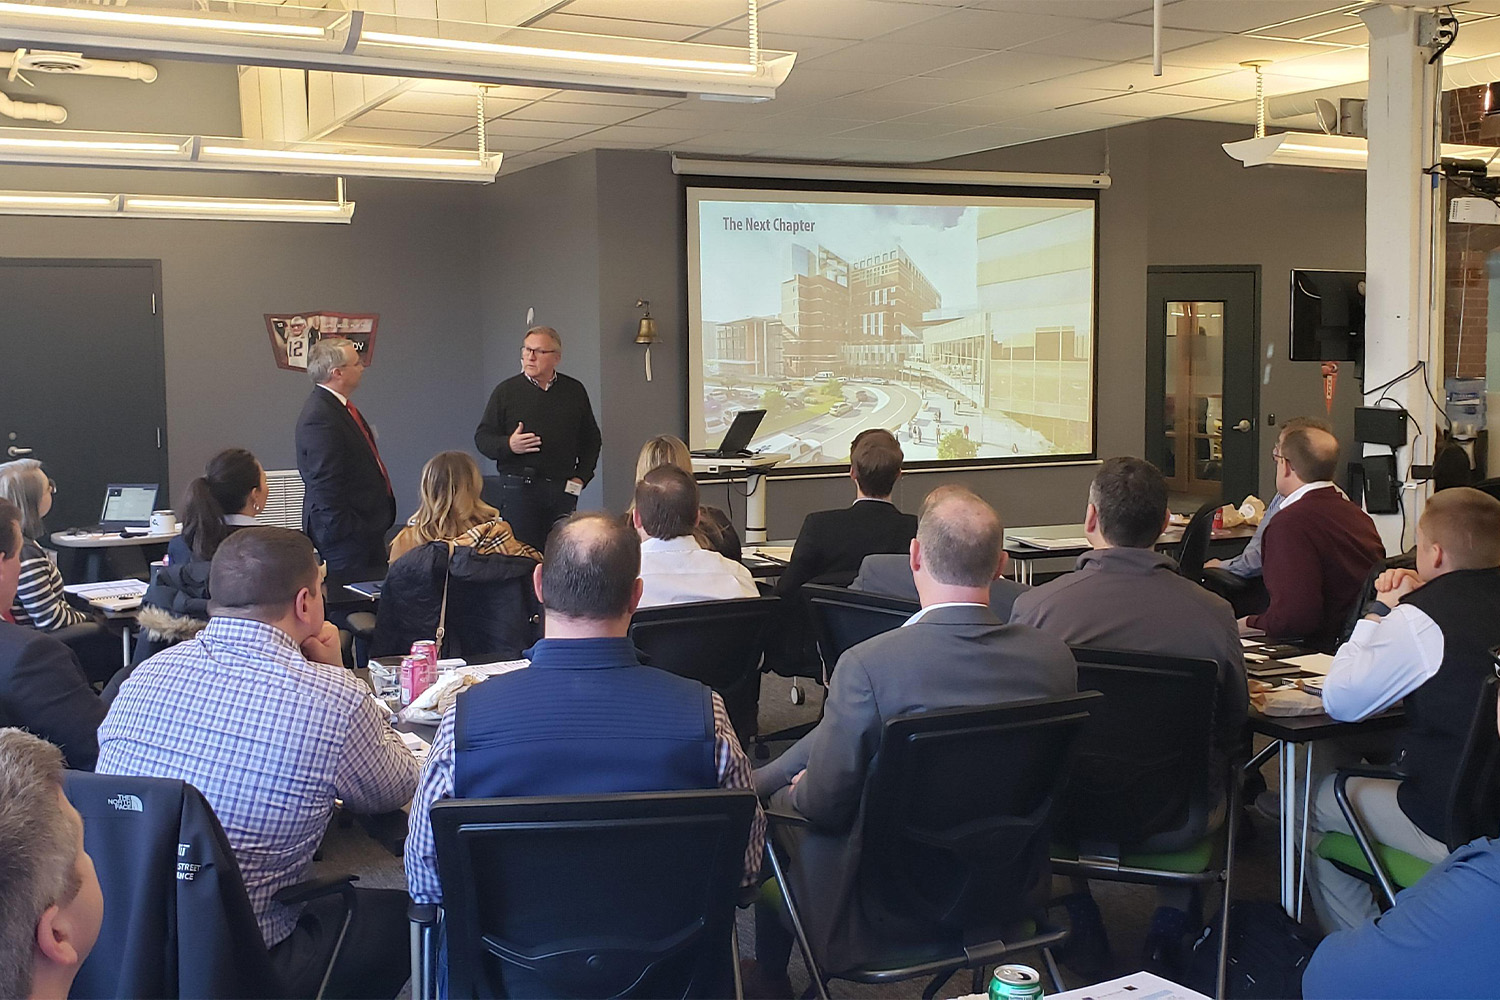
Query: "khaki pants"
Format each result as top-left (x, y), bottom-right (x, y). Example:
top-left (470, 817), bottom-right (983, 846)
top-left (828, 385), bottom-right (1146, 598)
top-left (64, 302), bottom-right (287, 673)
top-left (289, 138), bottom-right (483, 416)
top-left (1306, 773), bottom-right (1447, 934)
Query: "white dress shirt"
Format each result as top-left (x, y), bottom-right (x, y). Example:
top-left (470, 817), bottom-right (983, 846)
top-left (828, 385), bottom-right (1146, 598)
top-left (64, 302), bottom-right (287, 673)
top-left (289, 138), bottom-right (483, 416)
top-left (318, 383), bottom-right (348, 406)
top-left (1280, 480), bottom-right (1336, 509)
top-left (902, 601), bottom-right (987, 626)
top-left (637, 535), bottom-right (758, 608)
top-left (1321, 604), bottom-right (1445, 721)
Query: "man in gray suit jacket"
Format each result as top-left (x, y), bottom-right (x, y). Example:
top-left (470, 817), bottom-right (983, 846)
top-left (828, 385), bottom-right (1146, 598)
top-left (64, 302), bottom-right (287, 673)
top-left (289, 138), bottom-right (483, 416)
top-left (851, 552), bottom-right (1029, 619)
top-left (1009, 456), bottom-right (1247, 976)
top-left (748, 486), bottom-right (1077, 989)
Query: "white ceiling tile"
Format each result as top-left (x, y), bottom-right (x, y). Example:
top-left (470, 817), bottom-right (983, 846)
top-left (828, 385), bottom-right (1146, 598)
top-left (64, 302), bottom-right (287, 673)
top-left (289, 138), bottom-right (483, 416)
top-left (768, 67), bottom-right (890, 100)
top-left (1014, 21), bottom-right (1216, 61)
top-left (686, 27), bottom-right (855, 61)
top-left (1447, 17), bottom-right (1500, 59)
top-left (1246, 9), bottom-right (1368, 42)
top-left (528, 12), bottom-right (707, 41)
top-left (967, 1), bottom-right (1154, 20)
top-left (325, 125), bottom-right (456, 144)
top-left (794, 92), bottom-right (926, 121)
top-left (473, 117), bottom-right (594, 137)
top-left (1266, 46), bottom-right (1370, 83)
top-left (920, 50), bottom-right (1111, 84)
top-left (544, 90), bottom-right (685, 108)
top-left (579, 123), bottom-right (709, 144)
top-left (1167, 35), bottom-right (1349, 68)
top-left (1052, 60), bottom-right (1229, 93)
top-left (994, 106), bottom-right (1140, 132)
top-left (852, 76), bottom-right (1019, 105)
top-left (734, 114), bottom-right (883, 136)
top-left (503, 101), bottom-right (652, 124)
top-left (879, 9), bottom-right (1095, 48)
top-left (804, 41), bottom-right (993, 77)
top-left (735, 0), bottom-right (952, 41)
top-left (885, 102), bottom-right (1013, 128)
top-left (1156, 69), bottom-right (1327, 102)
top-left (1072, 89), bottom-right (1235, 116)
top-left (618, 106), bottom-right (768, 130)
top-left (355, 108), bottom-right (482, 131)
top-left (834, 119), bottom-right (965, 141)
top-left (1119, 1), bottom-right (1358, 34)
top-left (552, 0), bottom-right (764, 27)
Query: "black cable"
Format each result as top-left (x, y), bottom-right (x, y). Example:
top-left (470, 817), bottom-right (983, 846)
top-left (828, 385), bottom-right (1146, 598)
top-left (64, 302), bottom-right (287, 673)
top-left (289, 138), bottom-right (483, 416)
top-left (1363, 362), bottom-right (1423, 398)
top-left (1429, 7), bottom-right (1458, 65)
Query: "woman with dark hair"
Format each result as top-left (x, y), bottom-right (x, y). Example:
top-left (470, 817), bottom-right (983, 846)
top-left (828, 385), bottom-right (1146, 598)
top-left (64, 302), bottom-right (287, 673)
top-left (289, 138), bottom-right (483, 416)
top-left (168, 448), bottom-right (267, 565)
top-left (0, 459), bottom-right (87, 631)
top-left (127, 449), bottom-right (267, 683)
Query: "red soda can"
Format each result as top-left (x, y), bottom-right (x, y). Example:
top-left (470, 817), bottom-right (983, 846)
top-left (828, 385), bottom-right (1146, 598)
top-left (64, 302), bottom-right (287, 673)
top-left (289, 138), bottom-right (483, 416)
top-left (1212, 506), bottom-right (1224, 531)
top-left (411, 640), bottom-right (439, 673)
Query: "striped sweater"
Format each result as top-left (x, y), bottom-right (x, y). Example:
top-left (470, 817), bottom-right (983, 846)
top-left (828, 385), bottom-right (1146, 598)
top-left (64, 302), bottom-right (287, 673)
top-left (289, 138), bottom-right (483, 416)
top-left (11, 539), bottom-right (87, 631)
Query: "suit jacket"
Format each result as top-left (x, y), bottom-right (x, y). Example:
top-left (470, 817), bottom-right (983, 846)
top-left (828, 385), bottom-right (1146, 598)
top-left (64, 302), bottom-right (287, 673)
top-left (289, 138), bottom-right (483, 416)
top-left (851, 553), bottom-right (1030, 620)
top-left (754, 604), bottom-right (1076, 973)
top-left (774, 499), bottom-right (917, 597)
top-left (0, 620), bottom-right (105, 769)
top-left (294, 387), bottom-right (396, 573)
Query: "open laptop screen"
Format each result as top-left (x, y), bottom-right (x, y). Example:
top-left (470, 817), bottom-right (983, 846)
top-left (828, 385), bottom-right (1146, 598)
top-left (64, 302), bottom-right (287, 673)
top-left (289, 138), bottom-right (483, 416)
top-left (100, 485), bottom-right (157, 528)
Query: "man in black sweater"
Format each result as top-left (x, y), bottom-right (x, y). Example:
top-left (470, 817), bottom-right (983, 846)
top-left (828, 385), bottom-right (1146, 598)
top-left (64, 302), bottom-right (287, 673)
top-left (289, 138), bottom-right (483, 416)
top-left (475, 327), bottom-right (602, 550)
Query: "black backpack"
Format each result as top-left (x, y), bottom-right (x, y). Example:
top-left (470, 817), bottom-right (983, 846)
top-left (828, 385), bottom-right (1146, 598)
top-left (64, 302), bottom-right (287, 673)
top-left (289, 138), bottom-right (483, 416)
top-left (1186, 900), bottom-right (1322, 999)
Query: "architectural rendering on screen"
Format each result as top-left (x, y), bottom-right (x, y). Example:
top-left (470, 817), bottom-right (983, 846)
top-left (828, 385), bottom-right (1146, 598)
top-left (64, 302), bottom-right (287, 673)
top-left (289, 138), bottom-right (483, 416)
top-left (687, 189), bottom-right (1097, 468)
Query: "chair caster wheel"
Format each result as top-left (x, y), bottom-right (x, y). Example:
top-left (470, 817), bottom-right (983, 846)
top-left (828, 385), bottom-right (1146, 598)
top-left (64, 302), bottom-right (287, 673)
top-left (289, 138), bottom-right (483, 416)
top-left (789, 685), bottom-right (805, 706)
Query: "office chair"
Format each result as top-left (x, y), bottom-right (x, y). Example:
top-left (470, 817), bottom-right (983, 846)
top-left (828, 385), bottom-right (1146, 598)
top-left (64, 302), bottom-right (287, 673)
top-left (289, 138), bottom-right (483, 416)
top-left (1473, 477), bottom-right (1500, 502)
top-left (1316, 672), bottom-right (1500, 906)
top-left (410, 789), bottom-right (758, 1000)
top-left (628, 596), bottom-right (780, 743)
top-left (66, 771), bottom-right (357, 1000)
top-left (752, 584), bottom-right (916, 758)
top-left (1050, 647), bottom-right (1241, 1000)
top-left (1337, 551), bottom-right (1417, 647)
top-left (768, 693), bottom-right (1102, 1000)
top-left (1174, 500), bottom-right (1221, 582)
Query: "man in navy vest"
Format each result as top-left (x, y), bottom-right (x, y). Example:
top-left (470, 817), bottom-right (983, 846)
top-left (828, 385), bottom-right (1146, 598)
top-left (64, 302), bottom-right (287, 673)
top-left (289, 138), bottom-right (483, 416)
top-left (404, 511), bottom-right (765, 908)
top-left (1308, 487), bottom-right (1500, 932)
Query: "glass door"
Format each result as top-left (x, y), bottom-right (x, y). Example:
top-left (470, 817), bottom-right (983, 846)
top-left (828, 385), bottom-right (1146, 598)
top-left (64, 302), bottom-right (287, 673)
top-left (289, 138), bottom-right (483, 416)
top-left (1163, 301), bottom-right (1225, 496)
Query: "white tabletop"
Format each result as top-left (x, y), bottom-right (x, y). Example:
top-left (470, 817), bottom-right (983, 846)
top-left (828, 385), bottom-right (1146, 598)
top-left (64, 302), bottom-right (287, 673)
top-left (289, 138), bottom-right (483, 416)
top-left (690, 452), bottom-right (789, 473)
top-left (50, 528), bottom-right (181, 549)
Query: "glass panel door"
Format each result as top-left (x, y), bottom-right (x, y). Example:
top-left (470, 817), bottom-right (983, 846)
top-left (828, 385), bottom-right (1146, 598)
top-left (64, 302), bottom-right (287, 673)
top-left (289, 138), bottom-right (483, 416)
top-left (1162, 301), bottom-right (1224, 495)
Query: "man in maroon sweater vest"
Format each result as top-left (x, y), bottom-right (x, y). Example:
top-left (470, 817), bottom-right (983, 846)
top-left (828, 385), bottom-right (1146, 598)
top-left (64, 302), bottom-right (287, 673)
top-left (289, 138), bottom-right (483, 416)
top-left (1241, 425), bottom-right (1384, 648)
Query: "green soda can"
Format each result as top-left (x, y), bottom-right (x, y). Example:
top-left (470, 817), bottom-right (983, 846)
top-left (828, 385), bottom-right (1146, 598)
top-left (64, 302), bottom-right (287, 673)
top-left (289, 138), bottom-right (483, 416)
top-left (988, 964), bottom-right (1044, 1000)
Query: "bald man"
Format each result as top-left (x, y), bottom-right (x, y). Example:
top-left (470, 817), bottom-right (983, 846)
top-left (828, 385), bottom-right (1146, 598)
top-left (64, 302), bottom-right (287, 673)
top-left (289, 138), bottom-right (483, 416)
top-left (1242, 425), bottom-right (1384, 649)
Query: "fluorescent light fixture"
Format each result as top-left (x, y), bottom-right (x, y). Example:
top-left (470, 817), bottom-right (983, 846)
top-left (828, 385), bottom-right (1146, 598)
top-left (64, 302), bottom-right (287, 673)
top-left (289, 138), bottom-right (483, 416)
top-left (1224, 131), bottom-right (1500, 173)
top-left (0, 127), bottom-right (501, 181)
top-left (671, 156), bottom-right (1114, 190)
top-left (0, 188), bottom-right (354, 222)
top-left (0, 0), bottom-right (795, 99)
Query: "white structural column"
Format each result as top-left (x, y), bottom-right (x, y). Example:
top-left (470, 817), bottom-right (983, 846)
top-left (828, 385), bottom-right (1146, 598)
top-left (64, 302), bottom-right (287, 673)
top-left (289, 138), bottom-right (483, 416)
top-left (1361, 4), bottom-right (1442, 553)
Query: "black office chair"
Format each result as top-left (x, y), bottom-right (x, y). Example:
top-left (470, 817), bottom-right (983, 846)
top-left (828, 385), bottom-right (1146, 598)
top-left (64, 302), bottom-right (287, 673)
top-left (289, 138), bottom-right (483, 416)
top-left (1050, 648), bottom-right (1241, 1000)
top-left (1173, 500), bottom-right (1221, 583)
top-left (1473, 477), bottom-right (1500, 502)
top-left (66, 771), bottom-right (356, 999)
top-left (752, 585), bottom-right (916, 758)
top-left (628, 596), bottom-right (781, 743)
top-left (1337, 551), bottom-right (1417, 646)
top-left (1316, 672), bottom-right (1500, 907)
top-left (410, 789), bottom-right (758, 1000)
top-left (769, 692), bottom-right (1102, 1000)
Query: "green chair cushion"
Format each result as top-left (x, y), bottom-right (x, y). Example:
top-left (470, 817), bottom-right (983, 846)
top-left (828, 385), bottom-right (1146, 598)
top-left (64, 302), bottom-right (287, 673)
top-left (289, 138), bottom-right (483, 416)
top-left (1314, 831), bottom-right (1434, 889)
top-left (1051, 836), bottom-right (1215, 874)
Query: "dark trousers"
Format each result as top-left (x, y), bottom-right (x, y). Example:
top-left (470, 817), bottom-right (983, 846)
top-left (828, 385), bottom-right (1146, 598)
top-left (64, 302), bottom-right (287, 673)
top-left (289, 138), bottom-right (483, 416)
top-left (495, 474), bottom-right (578, 551)
top-left (1201, 567), bottom-right (1270, 618)
top-left (269, 888), bottom-right (411, 999)
top-left (56, 621), bottom-right (124, 686)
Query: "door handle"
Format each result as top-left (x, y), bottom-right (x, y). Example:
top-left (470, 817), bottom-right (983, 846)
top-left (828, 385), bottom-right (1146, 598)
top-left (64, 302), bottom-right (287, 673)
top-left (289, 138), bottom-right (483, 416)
top-left (1232, 419), bottom-right (1252, 433)
top-left (6, 446), bottom-right (32, 457)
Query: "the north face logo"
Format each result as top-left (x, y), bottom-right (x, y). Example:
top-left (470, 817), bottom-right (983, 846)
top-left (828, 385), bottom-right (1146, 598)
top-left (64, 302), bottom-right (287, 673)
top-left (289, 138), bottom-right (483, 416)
top-left (108, 794), bottom-right (143, 812)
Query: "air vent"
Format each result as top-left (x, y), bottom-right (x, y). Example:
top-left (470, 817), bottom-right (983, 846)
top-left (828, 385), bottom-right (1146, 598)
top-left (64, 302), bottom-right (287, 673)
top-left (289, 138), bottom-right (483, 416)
top-left (257, 469), bottom-right (305, 531)
top-left (17, 51), bottom-right (89, 73)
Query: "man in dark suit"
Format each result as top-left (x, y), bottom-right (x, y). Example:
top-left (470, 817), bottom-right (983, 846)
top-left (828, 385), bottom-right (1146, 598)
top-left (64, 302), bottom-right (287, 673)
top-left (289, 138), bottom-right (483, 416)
top-left (748, 486), bottom-right (1077, 989)
top-left (851, 552), bottom-right (1029, 619)
top-left (294, 337), bottom-right (396, 579)
top-left (773, 429), bottom-right (917, 596)
top-left (0, 498), bottom-right (104, 769)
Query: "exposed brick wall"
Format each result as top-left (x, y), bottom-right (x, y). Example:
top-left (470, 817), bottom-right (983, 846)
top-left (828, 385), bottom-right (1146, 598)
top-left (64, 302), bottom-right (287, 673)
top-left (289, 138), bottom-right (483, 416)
top-left (1442, 87), bottom-right (1497, 380)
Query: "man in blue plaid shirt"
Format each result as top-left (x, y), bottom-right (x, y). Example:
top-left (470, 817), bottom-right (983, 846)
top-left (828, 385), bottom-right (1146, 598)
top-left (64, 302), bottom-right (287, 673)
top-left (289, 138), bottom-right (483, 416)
top-left (98, 527), bottom-right (418, 998)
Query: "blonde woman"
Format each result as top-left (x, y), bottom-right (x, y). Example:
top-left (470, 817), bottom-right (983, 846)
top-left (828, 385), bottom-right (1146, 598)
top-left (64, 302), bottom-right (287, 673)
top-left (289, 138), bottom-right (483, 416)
top-left (630, 435), bottom-right (742, 562)
top-left (390, 451), bottom-right (541, 564)
top-left (0, 459), bottom-right (87, 631)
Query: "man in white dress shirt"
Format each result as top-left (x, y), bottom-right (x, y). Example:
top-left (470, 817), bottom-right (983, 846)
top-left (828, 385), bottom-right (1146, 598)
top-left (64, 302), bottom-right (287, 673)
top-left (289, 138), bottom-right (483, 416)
top-left (634, 466), bottom-right (757, 608)
top-left (1307, 486), bottom-right (1500, 933)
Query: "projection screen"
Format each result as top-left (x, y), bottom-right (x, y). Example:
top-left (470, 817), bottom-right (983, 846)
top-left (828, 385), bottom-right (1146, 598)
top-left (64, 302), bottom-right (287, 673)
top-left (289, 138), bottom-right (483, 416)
top-left (686, 185), bottom-right (1098, 472)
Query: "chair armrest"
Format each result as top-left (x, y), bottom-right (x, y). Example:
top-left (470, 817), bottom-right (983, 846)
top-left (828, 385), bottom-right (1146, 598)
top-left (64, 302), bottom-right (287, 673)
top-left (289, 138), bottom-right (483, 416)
top-left (345, 612), bottom-right (377, 639)
top-left (764, 807), bottom-right (812, 828)
top-left (408, 902), bottom-right (440, 927)
top-left (271, 873), bottom-right (358, 906)
top-left (1335, 764), bottom-right (1407, 790)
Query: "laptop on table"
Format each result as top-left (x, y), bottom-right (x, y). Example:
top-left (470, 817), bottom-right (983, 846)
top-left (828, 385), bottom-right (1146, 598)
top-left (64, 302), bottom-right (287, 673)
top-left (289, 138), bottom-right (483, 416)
top-left (95, 484), bottom-right (158, 532)
top-left (691, 409), bottom-right (766, 459)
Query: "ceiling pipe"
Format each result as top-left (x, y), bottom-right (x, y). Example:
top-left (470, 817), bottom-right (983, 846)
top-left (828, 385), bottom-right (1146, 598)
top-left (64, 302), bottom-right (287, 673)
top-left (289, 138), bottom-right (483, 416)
top-left (0, 89), bottom-right (65, 122)
top-left (0, 49), bottom-right (157, 82)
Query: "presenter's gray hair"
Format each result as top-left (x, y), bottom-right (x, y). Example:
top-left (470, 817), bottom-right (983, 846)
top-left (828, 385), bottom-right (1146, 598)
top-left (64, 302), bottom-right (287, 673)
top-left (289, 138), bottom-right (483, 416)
top-left (307, 337), bottom-right (358, 384)
top-left (524, 326), bottom-right (562, 348)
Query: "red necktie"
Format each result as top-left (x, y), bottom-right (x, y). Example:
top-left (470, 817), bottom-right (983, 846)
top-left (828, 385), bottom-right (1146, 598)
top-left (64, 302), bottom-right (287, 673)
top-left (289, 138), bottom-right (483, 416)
top-left (345, 400), bottom-right (392, 495)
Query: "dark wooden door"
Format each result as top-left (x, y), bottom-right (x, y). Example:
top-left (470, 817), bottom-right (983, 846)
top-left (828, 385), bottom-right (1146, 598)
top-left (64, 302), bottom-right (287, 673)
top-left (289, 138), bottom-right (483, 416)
top-left (1146, 267), bottom-right (1260, 504)
top-left (0, 260), bottom-right (167, 532)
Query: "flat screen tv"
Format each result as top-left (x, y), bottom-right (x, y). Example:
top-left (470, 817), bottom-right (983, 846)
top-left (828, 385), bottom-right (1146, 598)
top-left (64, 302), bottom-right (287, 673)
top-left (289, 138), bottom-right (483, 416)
top-left (1290, 269), bottom-right (1364, 362)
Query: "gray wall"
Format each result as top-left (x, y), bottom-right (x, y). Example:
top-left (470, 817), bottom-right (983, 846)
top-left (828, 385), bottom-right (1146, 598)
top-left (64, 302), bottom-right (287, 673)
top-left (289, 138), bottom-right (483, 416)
top-left (0, 168), bottom-right (487, 519)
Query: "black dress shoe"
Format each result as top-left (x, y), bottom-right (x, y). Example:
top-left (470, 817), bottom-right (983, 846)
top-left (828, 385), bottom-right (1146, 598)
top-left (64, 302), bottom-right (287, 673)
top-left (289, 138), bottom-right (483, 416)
top-left (1055, 891), bottom-right (1112, 980)
top-left (1141, 905), bottom-right (1191, 977)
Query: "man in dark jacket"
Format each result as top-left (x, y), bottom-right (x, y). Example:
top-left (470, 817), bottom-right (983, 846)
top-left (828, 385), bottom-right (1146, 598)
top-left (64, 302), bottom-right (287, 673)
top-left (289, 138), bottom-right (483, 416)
top-left (0, 499), bottom-right (104, 769)
top-left (294, 337), bottom-right (396, 579)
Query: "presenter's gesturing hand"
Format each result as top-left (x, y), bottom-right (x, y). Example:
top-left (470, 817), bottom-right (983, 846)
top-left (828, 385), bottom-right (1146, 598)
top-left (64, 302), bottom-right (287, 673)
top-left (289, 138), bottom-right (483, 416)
top-left (509, 421), bottom-right (543, 455)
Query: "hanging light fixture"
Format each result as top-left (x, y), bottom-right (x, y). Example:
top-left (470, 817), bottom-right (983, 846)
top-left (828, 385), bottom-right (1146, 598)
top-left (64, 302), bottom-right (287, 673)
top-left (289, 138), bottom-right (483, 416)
top-left (0, 186), bottom-right (355, 222)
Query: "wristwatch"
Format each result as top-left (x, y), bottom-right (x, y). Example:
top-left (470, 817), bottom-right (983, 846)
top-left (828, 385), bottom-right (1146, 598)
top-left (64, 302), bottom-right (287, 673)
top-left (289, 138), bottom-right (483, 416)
top-left (1364, 599), bottom-right (1393, 618)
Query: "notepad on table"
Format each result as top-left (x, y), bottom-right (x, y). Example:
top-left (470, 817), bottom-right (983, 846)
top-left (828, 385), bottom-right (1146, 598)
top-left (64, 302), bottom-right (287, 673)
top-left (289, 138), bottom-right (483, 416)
top-left (1008, 535), bottom-right (1091, 550)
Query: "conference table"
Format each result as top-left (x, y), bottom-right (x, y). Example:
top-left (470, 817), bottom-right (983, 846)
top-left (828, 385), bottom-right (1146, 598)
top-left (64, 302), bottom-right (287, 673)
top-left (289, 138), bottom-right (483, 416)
top-left (1248, 693), bottom-right (1405, 920)
top-left (1003, 521), bottom-right (1257, 584)
top-left (50, 526), bottom-right (180, 583)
